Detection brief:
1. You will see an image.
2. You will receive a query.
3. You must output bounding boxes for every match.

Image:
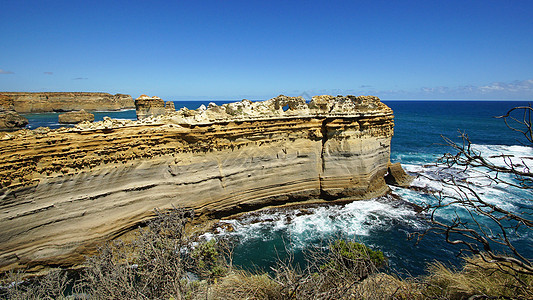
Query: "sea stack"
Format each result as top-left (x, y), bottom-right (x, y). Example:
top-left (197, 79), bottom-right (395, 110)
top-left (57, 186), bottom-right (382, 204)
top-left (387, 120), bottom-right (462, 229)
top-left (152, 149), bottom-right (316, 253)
top-left (135, 94), bottom-right (166, 120)
top-left (0, 94), bottom-right (398, 271)
top-left (165, 101), bottom-right (175, 113)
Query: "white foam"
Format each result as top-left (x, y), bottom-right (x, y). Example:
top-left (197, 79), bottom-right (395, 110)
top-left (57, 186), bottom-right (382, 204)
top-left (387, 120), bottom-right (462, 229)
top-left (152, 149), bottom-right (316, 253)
top-left (208, 144), bottom-right (531, 258)
top-left (214, 196), bottom-right (424, 250)
top-left (399, 144), bottom-right (532, 222)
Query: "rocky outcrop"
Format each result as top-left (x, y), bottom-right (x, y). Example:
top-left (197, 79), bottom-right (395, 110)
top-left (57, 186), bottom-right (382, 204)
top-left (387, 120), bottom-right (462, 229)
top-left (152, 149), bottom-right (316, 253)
top-left (165, 101), bottom-right (175, 113)
top-left (135, 95), bottom-right (166, 119)
top-left (0, 95), bottom-right (394, 271)
top-left (385, 162), bottom-right (414, 188)
top-left (0, 92), bottom-right (134, 113)
top-left (0, 94), bottom-right (15, 111)
top-left (58, 109), bottom-right (95, 124)
top-left (0, 112), bottom-right (29, 130)
top-left (0, 95), bottom-right (28, 131)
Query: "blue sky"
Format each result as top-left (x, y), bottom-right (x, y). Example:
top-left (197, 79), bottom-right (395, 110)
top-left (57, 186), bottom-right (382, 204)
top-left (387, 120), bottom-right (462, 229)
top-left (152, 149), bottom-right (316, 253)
top-left (1, 0), bottom-right (532, 100)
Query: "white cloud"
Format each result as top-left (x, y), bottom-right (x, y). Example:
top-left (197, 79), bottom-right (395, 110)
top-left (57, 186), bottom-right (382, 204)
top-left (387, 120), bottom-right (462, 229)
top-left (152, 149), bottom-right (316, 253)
top-left (392, 79), bottom-right (533, 100)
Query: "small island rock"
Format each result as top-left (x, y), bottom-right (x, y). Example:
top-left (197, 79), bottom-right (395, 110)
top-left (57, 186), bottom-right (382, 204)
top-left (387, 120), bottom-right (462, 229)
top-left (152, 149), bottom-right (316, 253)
top-left (58, 109), bottom-right (95, 124)
top-left (385, 162), bottom-right (414, 188)
top-left (135, 95), bottom-right (166, 120)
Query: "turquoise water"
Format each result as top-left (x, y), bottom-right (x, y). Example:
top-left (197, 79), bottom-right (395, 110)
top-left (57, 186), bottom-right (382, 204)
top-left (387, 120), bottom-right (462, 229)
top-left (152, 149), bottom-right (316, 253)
top-left (208, 101), bottom-right (533, 276)
top-left (19, 100), bottom-right (533, 276)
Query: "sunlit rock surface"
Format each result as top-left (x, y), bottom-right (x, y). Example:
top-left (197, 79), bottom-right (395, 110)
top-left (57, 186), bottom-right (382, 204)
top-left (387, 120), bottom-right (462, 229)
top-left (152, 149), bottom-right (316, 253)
top-left (134, 94), bottom-right (166, 120)
top-left (0, 94), bottom-right (28, 131)
top-left (0, 92), bottom-right (134, 113)
top-left (58, 109), bottom-right (95, 124)
top-left (0, 94), bottom-right (395, 271)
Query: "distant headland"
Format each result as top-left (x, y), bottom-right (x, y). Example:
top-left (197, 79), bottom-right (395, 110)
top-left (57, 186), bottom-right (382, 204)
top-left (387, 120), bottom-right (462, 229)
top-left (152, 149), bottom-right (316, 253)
top-left (0, 92), bottom-right (134, 113)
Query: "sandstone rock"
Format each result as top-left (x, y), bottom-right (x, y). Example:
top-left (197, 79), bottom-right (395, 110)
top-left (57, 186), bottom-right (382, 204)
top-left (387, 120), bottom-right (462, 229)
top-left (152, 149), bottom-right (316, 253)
top-left (58, 109), bottom-right (95, 124)
top-left (271, 95), bottom-right (307, 112)
top-left (0, 92), bottom-right (134, 113)
top-left (135, 95), bottom-right (166, 120)
top-left (0, 94), bottom-right (396, 272)
top-left (34, 127), bottom-right (51, 135)
top-left (165, 101), bottom-right (175, 113)
top-left (0, 95), bottom-right (28, 130)
top-left (385, 162), bottom-right (414, 188)
top-left (0, 94), bottom-right (15, 111)
top-left (0, 111), bottom-right (29, 130)
top-left (309, 95), bottom-right (335, 111)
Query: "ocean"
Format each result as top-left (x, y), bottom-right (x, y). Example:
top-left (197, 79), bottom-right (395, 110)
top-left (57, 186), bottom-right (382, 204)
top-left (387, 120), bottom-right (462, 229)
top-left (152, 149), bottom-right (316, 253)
top-left (20, 100), bottom-right (533, 277)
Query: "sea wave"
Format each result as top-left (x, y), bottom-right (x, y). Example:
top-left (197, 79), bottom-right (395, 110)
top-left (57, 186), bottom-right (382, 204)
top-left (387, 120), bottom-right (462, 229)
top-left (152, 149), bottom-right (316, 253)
top-left (208, 195), bottom-right (425, 250)
top-left (399, 144), bottom-right (532, 225)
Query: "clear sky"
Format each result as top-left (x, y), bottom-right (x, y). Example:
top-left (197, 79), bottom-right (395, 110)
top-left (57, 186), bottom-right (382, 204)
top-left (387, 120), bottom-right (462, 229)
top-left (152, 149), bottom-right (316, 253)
top-left (1, 0), bottom-right (532, 100)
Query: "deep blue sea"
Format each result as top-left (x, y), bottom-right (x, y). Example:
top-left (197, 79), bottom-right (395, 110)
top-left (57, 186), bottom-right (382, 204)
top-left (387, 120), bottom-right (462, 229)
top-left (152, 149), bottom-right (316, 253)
top-left (20, 100), bottom-right (533, 277)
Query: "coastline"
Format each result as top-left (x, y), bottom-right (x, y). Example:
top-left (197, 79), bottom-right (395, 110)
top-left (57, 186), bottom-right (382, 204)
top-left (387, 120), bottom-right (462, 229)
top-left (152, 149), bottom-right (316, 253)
top-left (0, 95), bottom-right (402, 272)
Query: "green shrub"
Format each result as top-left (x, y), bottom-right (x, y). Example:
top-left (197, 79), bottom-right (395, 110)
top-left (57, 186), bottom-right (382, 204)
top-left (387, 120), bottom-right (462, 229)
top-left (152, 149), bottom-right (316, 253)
top-left (191, 239), bottom-right (228, 281)
top-left (320, 240), bottom-right (386, 281)
top-left (330, 240), bottom-right (385, 268)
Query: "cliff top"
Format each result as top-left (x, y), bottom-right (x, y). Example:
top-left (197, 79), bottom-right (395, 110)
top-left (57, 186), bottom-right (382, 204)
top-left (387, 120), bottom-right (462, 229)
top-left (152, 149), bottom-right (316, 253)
top-left (1, 94), bottom-right (392, 139)
top-left (136, 94), bottom-right (162, 100)
top-left (151, 94), bottom-right (392, 123)
top-left (0, 92), bottom-right (128, 96)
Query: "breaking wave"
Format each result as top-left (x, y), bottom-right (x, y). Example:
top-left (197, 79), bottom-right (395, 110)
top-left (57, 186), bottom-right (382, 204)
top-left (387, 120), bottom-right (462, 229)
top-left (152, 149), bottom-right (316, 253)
top-left (207, 143), bottom-right (532, 276)
top-left (213, 195), bottom-right (424, 249)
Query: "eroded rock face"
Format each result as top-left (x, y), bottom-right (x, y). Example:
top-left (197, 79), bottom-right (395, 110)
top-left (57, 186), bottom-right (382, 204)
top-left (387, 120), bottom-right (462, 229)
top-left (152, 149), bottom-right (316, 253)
top-left (0, 94), bottom-right (15, 111)
top-left (0, 95), bottom-right (28, 131)
top-left (135, 95), bottom-right (166, 119)
top-left (0, 94), bottom-right (394, 271)
top-left (0, 112), bottom-right (29, 130)
top-left (0, 92), bottom-right (134, 113)
top-left (165, 101), bottom-right (175, 113)
top-left (385, 162), bottom-right (414, 188)
top-left (58, 109), bottom-right (95, 124)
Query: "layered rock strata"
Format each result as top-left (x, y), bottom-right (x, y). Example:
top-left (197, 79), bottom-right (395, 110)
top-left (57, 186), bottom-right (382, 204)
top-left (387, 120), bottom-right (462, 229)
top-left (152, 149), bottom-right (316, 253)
top-left (58, 109), bottom-right (95, 124)
top-left (385, 162), bottom-right (414, 188)
top-left (165, 101), bottom-right (175, 113)
top-left (134, 94), bottom-right (166, 119)
top-left (0, 95), bottom-right (28, 131)
top-left (0, 92), bottom-right (134, 113)
top-left (0, 95), bottom-right (394, 271)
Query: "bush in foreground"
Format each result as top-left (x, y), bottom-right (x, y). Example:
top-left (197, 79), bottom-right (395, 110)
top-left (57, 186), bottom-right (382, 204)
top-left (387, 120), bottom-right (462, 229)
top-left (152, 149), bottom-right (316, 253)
top-left (2, 208), bottom-right (532, 299)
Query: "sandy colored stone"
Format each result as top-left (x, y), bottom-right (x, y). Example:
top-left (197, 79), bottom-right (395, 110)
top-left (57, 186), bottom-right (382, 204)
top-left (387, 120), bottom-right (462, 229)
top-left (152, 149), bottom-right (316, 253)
top-left (385, 162), bottom-right (414, 188)
top-left (0, 94), bottom-right (395, 271)
top-left (135, 95), bottom-right (166, 119)
top-left (0, 94), bottom-right (15, 111)
top-left (58, 109), bottom-right (95, 124)
top-left (165, 101), bottom-right (175, 113)
top-left (0, 94), bottom-right (28, 130)
top-left (0, 92), bottom-right (134, 113)
top-left (0, 111), bottom-right (28, 130)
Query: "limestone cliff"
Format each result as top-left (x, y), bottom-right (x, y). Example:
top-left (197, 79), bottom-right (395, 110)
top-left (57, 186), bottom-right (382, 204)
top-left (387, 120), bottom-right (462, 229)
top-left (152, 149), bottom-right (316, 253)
top-left (0, 92), bottom-right (134, 113)
top-left (0, 95), bottom-right (394, 271)
top-left (0, 95), bottom-right (28, 131)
